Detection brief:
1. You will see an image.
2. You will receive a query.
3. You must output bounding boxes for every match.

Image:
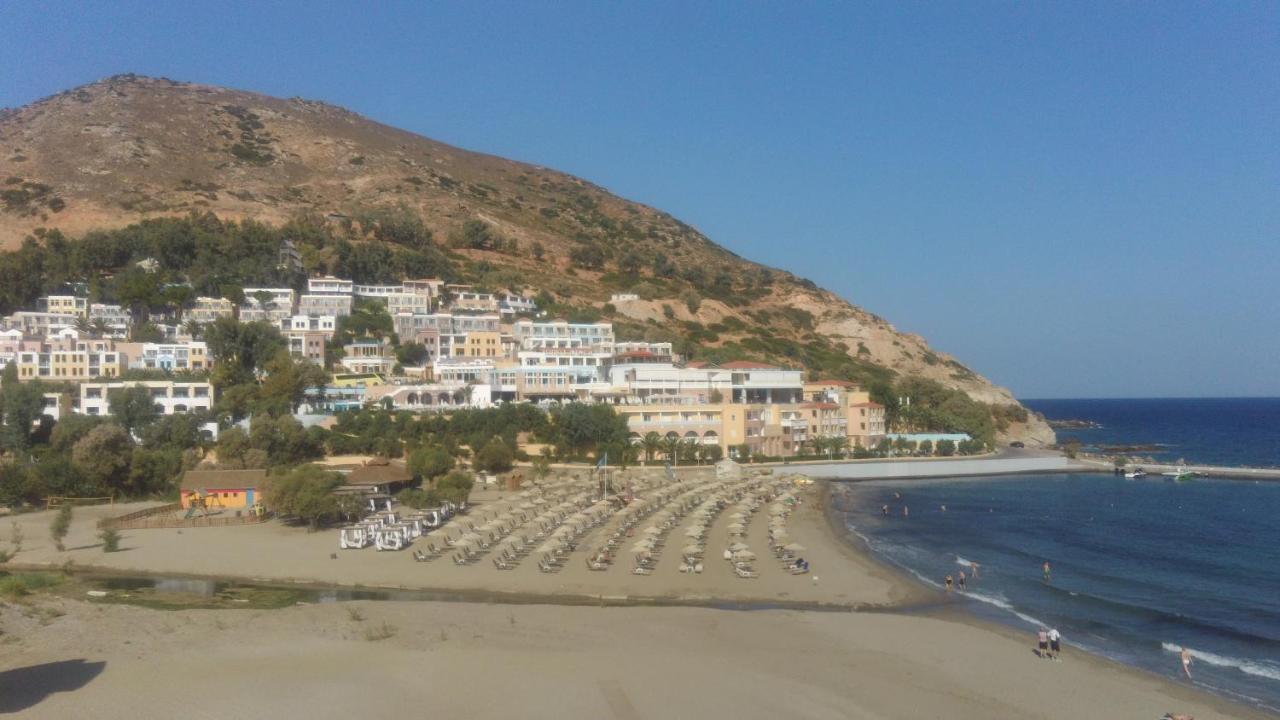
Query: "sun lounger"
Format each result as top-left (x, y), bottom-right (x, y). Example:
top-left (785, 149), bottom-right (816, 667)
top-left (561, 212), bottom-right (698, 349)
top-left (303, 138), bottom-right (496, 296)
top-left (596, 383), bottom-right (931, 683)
top-left (632, 567), bottom-right (653, 575)
top-left (735, 567), bottom-right (759, 579)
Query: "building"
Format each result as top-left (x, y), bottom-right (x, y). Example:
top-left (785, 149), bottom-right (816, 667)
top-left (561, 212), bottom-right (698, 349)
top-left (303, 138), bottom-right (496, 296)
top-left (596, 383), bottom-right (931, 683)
top-left (340, 459), bottom-right (413, 496)
top-left (88, 304), bottom-right (132, 336)
top-left (385, 292), bottom-right (431, 316)
top-left (299, 293), bottom-right (352, 317)
top-left (278, 315), bottom-right (337, 336)
top-left (446, 285), bottom-right (499, 312)
top-left (77, 380), bottom-right (214, 416)
top-left (308, 276), bottom-right (354, 295)
top-left (117, 341), bottom-right (210, 372)
top-left (2, 311), bottom-right (77, 336)
top-left (339, 340), bottom-right (394, 375)
top-left (37, 295), bottom-right (88, 316)
top-left (188, 297), bottom-right (235, 324)
top-left (458, 331), bottom-right (502, 358)
top-left (240, 288), bottom-right (296, 322)
top-left (610, 293), bottom-right (640, 303)
top-left (513, 320), bottom-right (614, 350)
top-left (285, 332), bottom-right (327, 364)
top-left (179, 469), bottom-right (266, 510)
top-left (604, 361), bottom-right (803, 405)
top-left (16, 348), bottom-right (122, 381)
top-left (278, 239), bottom-right (303, 274)
top-left (364, 382), bottom-right (488, 411)
top-left (802, 380), bottom-right (886, 448)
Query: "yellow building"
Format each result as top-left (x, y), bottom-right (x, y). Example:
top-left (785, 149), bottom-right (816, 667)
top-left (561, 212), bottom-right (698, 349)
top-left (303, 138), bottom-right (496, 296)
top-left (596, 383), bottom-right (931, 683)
top-left (179, 469), bottom-right (266, 510)
top-left (460, 331), bottom-right (502, 358)
top-left (16, 349), bottom-right (122, 381)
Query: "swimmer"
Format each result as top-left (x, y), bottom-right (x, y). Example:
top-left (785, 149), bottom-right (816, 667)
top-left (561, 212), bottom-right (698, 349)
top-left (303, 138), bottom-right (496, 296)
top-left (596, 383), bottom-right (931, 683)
top-left (1181, 647), bottom-right (1193, 680)
top-left (969, 561), bottom-right (980, 579)
top-left (944, 575), bottom-right (953, 592)
top-left (1043, 561), bottom-right (1052, 583)
top-left (957, 571), bottom-right (966, 591)
top-left (902, 505), bottom-right (909, 518)
top-left (941, 504), bottom-right (947, 512)
top-left (881, 504), bottom-right (889, 516)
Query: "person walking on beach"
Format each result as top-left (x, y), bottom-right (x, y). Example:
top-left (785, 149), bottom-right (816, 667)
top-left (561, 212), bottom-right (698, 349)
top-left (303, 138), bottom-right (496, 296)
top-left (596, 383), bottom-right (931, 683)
top-left (1048, 628), bottom-right (1061, 661)
top-left (1043, 561), bottom-right (1052, 583)
top-left (1037, 628), bottom-right (1049, 658)
top-left (1181, 647), bottom-right (1193, 680)
top-left (944, 575), bottom-right (953, 592)
top-left (957, 571), bottom-right (966, 592)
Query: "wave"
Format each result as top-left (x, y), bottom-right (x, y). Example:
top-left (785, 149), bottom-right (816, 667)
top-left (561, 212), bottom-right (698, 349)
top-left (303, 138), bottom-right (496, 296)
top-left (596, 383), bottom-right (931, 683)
top-left (965, 591), bottom-right (1044, 628)
top-left (1161, 643), bottom-right (1280, 682)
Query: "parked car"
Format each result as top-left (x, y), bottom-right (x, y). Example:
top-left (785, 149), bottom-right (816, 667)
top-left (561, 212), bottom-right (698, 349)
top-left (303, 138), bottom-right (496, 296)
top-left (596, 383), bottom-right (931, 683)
top-left (1009, 441), bottom-right (1025, 448)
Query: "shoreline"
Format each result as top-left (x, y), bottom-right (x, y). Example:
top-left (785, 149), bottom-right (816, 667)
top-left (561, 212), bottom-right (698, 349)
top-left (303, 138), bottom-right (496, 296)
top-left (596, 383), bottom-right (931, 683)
top-left (820, 475), bottom-right (1277, 719)
top-left (0, 477), bottom-right (1272, 718)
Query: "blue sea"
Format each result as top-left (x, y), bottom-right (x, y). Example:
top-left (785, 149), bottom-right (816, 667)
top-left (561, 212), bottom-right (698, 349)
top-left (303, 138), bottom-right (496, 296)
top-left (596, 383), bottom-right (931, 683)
top-left (833, 397), bottom-right (1280, 714)
top-left (1024, 397), bottom-right (1280, 468)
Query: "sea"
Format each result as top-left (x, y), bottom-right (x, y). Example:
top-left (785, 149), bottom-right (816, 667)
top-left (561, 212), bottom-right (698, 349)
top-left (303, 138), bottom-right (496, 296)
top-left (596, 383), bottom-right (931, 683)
top-left (831, 398), bottom-right (1280, 714)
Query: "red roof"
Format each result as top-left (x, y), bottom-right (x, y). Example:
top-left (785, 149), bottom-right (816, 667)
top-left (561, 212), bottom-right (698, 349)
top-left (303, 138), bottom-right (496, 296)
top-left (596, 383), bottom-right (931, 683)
top-left (718, 361), bottom-right (778, 370)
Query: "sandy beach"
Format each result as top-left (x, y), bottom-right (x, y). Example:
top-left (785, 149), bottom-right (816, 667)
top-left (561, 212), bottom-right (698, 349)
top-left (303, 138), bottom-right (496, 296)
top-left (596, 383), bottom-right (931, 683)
top-left (0, 471), bottom-right (1271, 719)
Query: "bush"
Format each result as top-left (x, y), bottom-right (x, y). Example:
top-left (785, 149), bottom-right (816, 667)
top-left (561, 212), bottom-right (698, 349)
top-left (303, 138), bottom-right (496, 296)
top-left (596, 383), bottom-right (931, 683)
top-left (474, 437), bottom-right (514, 474)
top-left (408, 445), bottom-right (455, 481)
top-left (50, 505), bottom-right (72, 552)
top-left (99, 528), bottom-right (121, 552)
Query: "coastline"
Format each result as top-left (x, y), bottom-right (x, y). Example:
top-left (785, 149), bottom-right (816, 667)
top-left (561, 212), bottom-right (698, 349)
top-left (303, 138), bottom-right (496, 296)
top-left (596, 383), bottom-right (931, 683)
top-left (0, 479), bottom-right (1272, 718)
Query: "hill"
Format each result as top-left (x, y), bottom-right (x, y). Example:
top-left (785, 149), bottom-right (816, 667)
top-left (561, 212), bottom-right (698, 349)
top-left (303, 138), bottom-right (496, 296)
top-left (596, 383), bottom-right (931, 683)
top-left (0, 74), bottom-right (1053, 445)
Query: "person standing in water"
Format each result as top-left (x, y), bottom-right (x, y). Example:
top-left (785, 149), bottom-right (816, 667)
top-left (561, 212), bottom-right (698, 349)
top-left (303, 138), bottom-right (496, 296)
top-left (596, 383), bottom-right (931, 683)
top-left (903, 505), bottom-right (909, 518)
top-left (944, 575), bottom-right (953, 592)
top-left (969, 561), bottom-right (980, 579)
top-left (957, 570), bottom-right (966, 591)
top-left (1181, 647), bottom-right (1193, 680)
top-left (1043, 561), bottom-right (1052, 583)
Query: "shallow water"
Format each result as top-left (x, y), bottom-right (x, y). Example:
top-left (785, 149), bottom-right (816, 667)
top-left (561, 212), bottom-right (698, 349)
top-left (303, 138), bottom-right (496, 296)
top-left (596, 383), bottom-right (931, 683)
top-left (833, 473), bottom-right (1280, 713)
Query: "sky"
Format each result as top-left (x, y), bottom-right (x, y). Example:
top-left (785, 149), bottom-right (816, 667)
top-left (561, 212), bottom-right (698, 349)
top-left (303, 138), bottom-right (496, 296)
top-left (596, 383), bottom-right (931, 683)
top-left (1, 2), bottom-right (1276, 399)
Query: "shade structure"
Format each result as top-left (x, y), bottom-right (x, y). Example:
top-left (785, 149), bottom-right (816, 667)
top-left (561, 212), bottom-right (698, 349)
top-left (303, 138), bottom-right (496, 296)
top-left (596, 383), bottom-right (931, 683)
top-left (783, 543), bottom-right (806, 552)
top-left (733, 550), bottom-right (756, 561)
top-left (729, 542), bottom-right (750, 552)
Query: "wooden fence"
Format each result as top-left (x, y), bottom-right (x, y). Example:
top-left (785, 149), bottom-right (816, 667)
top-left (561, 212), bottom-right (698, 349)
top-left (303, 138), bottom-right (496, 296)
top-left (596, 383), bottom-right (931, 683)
top-left (98, 503), bottom-right (270, 530)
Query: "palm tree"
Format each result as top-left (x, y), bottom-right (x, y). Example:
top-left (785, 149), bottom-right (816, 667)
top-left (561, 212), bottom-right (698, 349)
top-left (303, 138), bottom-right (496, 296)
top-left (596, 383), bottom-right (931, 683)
top-left (663, 436), bottom-right (680, 467)
top-left (641, 432), bottom-right (663, 465)
top-left (90, 318), bottom-right (110, 339)
top-left (74, 315), bottom-right (92, 335)
top-left (183, 318), bottom-right (203, 340)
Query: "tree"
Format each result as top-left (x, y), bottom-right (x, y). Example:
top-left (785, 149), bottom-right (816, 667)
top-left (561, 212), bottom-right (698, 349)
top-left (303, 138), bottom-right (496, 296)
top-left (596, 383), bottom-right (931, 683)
top-left (708, 389), bottom-right (723, 404)
top-left (108, 386), bottom-right (160, 433)
top-left (530, 242), bottom-right (545, 261)
top-left (549, 403), bottom-right (628, 458)
top-left (936, 439), bottom-right (957, 457)
top-left (256, 350), bottom-right (328, 416)
top-left (568, 245), bottom-right (605, 270)
top-left (663, 436), bottom-right (680, 466)
top-left (531, 451), bottom-right (552, 481)
top-left (50, 505), bottom-right (72, 551)
top-left (99, 527), bottom-right (121, 552)
top-left (407, 445), bottom-right (454, 482)
top-left (617, 251), bottom-right (643, 275)
top-left (263, 465), bottom-right (344, 530)
top-left (249, 414), bottom-right (323, 467)
top-left (917, 439), bottom-right (934, 456)
top-left (205, 317), bottom-right (286, 385)
top-left (0, 364), bottom-right (46, 452)
top-left (71, 424), bottom-right (134, 494)
top-left (700, 444), bottom-right (723, 463)
top-left (640, 431), bottom-right (663, 465)
top-left (474, 436), bottom-right (514, 474)
top-left (395, 342), bottom-right (430, 367)
top-left (436, 470), bottom-right (475, 505)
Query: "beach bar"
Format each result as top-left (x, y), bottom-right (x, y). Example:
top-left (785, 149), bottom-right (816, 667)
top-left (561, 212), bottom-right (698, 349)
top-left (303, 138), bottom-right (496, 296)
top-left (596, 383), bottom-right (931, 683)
top-left (179, 469), bottom-right (267, 510)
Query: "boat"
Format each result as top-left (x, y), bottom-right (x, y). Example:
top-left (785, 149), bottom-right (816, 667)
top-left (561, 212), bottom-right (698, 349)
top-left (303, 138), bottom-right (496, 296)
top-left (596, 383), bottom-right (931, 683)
top-left (1162, 466), bottom-right (1195, 482)
top-left (1124, 468), bottom-right (1146, 479)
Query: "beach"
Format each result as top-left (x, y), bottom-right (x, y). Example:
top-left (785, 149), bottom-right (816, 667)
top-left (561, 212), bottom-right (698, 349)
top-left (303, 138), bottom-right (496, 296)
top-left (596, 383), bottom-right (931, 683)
top-left (0, 471), bottom-right (1271, 719)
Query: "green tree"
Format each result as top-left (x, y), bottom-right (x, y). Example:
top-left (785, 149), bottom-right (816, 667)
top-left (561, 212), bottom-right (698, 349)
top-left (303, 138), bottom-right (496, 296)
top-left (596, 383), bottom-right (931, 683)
top-left (936, 439), bottom-right (957, 457)
top-left (474, 436), bottom-right (514, 474)
top-left (641, 431), bottom-right (663, 465)
top-left (50, 505), bottom-right (73, 551)
top-left (256, 350), bottom-right (328, 417)
top-left (549, 403), bottom-right (628, 458)
top-left (263, 465), bottom-right (344, 530)
top-left (436, 469), bottom-right (475, 505)
top-left (99, 527), bottom-right (122, 552)
top-left (407, 445), bottom-right (454, 482)
top-left (108, 386), bottom-right (160, 433)
top-left (917, 439), bottom-right (933, 456)
top-left (0, 364), bottom-right (46, 452)
top-left (71, 424), bottom-right (134, 494)
top-left (205, 317), bottom-right (286, 386)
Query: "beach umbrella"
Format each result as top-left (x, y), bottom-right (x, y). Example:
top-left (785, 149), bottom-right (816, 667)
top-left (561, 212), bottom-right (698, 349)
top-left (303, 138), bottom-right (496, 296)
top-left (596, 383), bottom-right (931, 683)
top-left (783, 543), bottom-right (806, 552)
top-left (727, 523), bottom-right (746, 532)
top-left (685, 528), bottom-right (704, 537)
top-left (643, 526), bottom-right (662, 535)
top-left (733, 550), bottom-right (756, 561)
top-left (682, 544), bottom-right (703, 554)
top-left (730, 542), bottom-right (750, 552)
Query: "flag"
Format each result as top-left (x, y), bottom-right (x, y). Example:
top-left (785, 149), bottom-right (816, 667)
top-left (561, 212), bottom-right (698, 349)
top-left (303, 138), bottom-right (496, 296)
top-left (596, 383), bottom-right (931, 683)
top-left (596, 453), bottom-right (608, 470)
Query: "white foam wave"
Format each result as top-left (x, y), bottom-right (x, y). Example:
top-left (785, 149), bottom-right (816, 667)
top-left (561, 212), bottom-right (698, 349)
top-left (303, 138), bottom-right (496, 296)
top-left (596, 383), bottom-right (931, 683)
top-left (1161, 643), bottom-right (1280, 682)
top-left (955, 555), bottom-right (977, 567)
top-left (967, 591), bottom-right (1044, 628)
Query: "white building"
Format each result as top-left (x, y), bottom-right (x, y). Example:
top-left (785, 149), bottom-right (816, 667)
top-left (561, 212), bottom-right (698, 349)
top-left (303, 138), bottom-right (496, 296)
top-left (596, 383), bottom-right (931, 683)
top-left (512, 320), bottom-right (614, 350)
top-left (77, 380), bottom-right (214, 417)
top-left (307, 276), bottom-right (354, 295)
top-left (188, 297), bottom-right (235, 324)
top-left (299, 293), bottom-right (353, 317)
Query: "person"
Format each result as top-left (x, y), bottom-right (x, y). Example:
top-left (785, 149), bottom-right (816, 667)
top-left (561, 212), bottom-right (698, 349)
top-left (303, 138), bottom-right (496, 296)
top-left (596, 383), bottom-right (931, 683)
top-left (881, 504), bottom-right (889, 517)
top-left (957, 571), bottom-right (966, 591)
top-left (944, 575), bottom-right (953, 592)
top-left (903, 505), bottom-right (909, 518)
top-left (1048, 627), bottom-right (1061, 660)
top-left (969, 561), bottom-right (980, 579)
top-left (894, 492), bottom-right (901, 501)
top-left (1181, 647), bottom-right (1193, 680)
top-left (941, 504), bottom-right (947, 512)
top-left (1037, 628), bottom-right (1049, 658)
top-left (1043, 561), bottom-right (1052, 583)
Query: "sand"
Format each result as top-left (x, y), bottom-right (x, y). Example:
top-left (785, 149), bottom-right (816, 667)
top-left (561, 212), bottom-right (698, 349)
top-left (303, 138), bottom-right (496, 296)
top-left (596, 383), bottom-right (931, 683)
top-left (0, 477), bottom-right (1270, 719)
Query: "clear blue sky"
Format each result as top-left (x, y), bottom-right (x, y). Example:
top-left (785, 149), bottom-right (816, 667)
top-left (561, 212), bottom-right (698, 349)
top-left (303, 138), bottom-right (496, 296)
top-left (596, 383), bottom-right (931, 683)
top-left (2, 2), bottom-right (1276, 399)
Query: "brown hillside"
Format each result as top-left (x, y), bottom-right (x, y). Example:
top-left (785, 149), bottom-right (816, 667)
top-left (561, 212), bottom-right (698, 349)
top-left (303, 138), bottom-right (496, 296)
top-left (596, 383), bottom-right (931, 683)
top-left (0, 74), bottom-right (1052, 445)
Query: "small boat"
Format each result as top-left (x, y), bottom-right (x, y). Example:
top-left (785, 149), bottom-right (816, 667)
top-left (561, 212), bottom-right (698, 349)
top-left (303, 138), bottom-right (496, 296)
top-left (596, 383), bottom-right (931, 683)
top-left (1162, 466), bottom-right (1195, 482)
top-left (1124, 468), bottom-right (1146, 479)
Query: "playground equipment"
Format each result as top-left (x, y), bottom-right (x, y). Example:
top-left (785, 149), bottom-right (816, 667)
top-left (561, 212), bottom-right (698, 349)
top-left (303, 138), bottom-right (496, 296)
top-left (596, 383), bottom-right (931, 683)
top-left (183, 491), bottom-right (225, 519)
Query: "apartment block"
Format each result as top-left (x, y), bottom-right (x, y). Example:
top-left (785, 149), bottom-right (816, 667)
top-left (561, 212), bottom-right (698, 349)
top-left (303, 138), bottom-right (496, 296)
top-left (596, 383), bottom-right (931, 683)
top-left (78, 380), bottom-right (213, 416)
